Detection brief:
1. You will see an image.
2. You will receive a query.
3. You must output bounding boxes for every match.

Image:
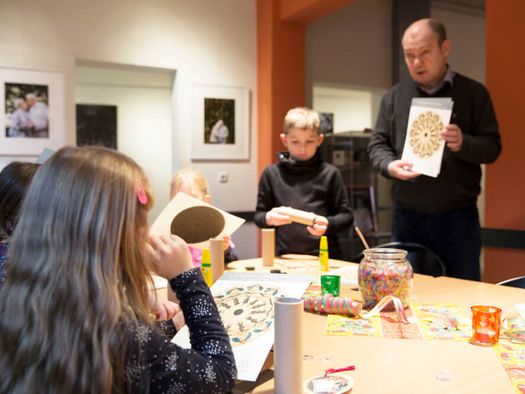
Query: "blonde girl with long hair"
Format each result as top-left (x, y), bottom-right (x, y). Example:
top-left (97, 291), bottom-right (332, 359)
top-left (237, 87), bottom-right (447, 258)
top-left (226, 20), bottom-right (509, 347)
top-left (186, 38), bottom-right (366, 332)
top-left (0, 146), bottom-right (236, 393)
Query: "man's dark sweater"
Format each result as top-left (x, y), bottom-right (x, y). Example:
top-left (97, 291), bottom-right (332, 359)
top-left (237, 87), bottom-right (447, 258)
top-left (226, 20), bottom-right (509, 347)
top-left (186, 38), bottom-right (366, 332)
top-left (368, 72), bottom-right (501, 212)
top-left (254, 150), bottom-right (353, 259)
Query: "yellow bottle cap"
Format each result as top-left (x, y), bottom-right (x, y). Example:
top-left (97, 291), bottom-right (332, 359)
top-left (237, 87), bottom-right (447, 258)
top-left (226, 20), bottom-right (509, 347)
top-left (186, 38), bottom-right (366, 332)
top-left (202, 248), bottom-right (211, 265)
top-left (320, 235), bottom-right (328, 250)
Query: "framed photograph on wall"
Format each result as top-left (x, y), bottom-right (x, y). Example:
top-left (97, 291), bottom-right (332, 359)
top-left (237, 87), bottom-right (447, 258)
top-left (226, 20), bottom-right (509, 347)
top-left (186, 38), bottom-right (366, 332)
top-left (0, 67), bottom-right (65, 156)
top-left (191, 84), bottom-right (249, 160)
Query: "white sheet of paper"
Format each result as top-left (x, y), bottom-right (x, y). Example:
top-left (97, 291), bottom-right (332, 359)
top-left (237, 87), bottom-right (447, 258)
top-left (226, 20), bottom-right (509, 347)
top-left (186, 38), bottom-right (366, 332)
top-left (149, 192), bottom-right (245, 248)
top-left (172, 272), bottom-right (313, 382)
top-left (401, 98), bottom-right (453, 177)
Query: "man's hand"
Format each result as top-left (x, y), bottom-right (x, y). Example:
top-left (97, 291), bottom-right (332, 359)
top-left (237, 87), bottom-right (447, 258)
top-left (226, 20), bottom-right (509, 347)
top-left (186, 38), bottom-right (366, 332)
top-left (441, 124), bottom-right (463, 152)
top-left (266, 207), bottom-right (293, 226)
top-left (307, 215), bottom-right (328, 236)
top-left (387, 160), bottom-right (421, 180)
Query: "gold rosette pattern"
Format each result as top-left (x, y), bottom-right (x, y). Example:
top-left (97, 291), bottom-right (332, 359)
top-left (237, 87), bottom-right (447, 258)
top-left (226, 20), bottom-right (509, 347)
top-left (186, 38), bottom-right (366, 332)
top-left (409, 111), bottom-right (443, 158)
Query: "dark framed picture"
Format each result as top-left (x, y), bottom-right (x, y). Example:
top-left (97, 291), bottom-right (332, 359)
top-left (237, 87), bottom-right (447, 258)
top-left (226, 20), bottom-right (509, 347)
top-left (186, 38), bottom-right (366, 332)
top-left (76, 104), bottom-right (117, 149)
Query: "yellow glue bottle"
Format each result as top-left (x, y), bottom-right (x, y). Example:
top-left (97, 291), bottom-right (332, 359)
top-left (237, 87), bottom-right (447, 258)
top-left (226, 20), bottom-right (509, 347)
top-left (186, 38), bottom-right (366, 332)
top-left (319, 235), bottom-right (329, 272)
top-left (201, 248), bottom-right (213, 286)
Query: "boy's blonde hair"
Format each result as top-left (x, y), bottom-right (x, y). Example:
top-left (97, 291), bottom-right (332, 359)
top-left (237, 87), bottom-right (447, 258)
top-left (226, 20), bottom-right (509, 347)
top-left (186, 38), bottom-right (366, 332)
top-left (283, 107), bottom-right (321, 135)
top-left (170, 168), bottom-right (209, 199)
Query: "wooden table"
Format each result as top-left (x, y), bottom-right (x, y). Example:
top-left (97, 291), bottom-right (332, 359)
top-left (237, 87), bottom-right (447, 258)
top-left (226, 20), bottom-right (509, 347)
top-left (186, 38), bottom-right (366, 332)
top-left (226, 256), bottom-right (350, 276)
top-left (227, 259), bottom-right (523, 394)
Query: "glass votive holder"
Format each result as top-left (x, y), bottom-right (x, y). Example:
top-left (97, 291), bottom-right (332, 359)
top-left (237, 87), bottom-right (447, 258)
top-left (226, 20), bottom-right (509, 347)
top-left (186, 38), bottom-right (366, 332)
top-left (320, 275), bottom-right (341, 297)
top-left (470, 305), bottom-right (502, 346)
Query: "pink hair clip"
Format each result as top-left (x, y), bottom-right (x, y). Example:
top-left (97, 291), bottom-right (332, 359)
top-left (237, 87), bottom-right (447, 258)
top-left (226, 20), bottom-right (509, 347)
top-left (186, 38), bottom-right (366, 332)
top-left (135, 184), bottom-right (148, 206)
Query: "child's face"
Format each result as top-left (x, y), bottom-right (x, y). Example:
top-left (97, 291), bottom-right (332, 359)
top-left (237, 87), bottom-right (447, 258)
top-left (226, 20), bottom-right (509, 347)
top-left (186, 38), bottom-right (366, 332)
top-left (176, 182), bottom-right (211, 203)
top-left (280, 127), bottom-right (324, 161)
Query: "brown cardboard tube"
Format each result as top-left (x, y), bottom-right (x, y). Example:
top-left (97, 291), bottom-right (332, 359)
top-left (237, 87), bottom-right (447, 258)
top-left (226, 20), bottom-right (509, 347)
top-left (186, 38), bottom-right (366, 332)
top-left (209, 237), bottom-right (224, 283)
top-left (262, 228), bottom-right (275, 266)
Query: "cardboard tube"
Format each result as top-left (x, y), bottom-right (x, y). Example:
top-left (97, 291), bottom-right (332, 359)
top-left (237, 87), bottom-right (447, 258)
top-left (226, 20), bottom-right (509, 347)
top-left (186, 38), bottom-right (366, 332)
top-left (209, 237), bottom-right (224, 283)
top-left (274, 297), bottom-right (303, 394)
top-left (262, 228), bottom-right (275, 266)
top-left (276, 206), bottom-right (316, 226)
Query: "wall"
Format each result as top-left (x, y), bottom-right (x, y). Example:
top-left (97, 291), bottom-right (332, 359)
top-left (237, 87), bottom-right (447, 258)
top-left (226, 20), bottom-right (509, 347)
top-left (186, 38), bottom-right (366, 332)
top-left (431, 6), bottom-right (485, 84)
top-left (313, 86), bottom-right (373, 132)
top-left (75, 65), bottom-right (174, 221)
top-left (305, 0), bottom-right (393, 106)
top-left (0, 0), bottom-right (259, 258)
top-left (484, 0), bottom-right (525, 283)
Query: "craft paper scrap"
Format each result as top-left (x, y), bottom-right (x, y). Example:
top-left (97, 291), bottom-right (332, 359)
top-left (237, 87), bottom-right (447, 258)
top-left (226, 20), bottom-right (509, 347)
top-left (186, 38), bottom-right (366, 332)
top-left (412, 303), bottom-right (471, 340)
top-left (380, 308), bottom-right (422, 339)
top-left (172, 272), bottom-right (313, 382)
top-left (325, 313), bottom-right (383, 337)
top-left (325, 304), bottom-right (471, 340)
top-left (326, 307), bottom-right (422, 339)
top-left (150, 192), bottom-right (245, 248)
top-left (36, 147), bottom-right (55, 163)
top-left (494, 339), bottom-right (525, 393)
top-left (401, 98), bottom-right (453, 177)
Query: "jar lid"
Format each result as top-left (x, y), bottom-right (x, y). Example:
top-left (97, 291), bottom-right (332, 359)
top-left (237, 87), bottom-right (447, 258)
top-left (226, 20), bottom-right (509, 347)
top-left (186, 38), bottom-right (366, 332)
top-left (363, 247), bottom-right (408, 258)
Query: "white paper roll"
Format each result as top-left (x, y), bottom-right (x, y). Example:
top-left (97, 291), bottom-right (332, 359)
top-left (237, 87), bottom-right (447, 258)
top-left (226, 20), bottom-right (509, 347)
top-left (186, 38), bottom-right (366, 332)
top-left (209, 237), bottom-right (224, 283)
top-left (276, 206), bottom-right (316, 226)
top-left (274, 297), bottom-right (303, 394)
top-left (262, 228), bottom-right (275, 266)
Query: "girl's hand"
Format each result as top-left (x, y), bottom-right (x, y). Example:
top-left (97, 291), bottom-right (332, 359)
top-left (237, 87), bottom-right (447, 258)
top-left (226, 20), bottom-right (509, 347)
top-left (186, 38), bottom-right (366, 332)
top-left (147, 234), bottom-right (193, 280)
top-left (148, 293), bottom-right (181, 321)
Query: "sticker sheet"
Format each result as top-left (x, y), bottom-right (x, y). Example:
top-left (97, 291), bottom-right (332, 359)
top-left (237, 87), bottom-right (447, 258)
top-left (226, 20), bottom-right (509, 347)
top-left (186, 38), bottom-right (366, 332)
top-left (494, 339), bottom-right (525, 393)
top-left (324, 303), bottom-right (471, 341)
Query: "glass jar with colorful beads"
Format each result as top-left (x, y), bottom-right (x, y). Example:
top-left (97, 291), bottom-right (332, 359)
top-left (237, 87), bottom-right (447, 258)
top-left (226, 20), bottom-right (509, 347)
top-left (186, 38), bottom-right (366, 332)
top-left (358, 248), bottom-right (413, 309)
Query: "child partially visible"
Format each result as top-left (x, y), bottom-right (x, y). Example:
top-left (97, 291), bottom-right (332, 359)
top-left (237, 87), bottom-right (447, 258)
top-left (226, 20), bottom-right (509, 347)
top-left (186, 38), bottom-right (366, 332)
top-left (0, 146), bottom-right (236, 393)
top-left (0, 161), bottom-right (40, 289)
top-left (170, 168), bottom-right (238, 265)
top-left (254, 107), bottom-right (353, 259)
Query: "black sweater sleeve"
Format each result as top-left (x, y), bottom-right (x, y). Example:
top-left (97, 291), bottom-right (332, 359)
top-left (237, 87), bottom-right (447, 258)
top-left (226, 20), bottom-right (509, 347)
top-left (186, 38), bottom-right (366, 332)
top-left (368, 91), bottom-right (398, 178)
top-left (325, 169), bottom-right (353, 236)
top-left (454, 85), bottom-right (501, 164)
top-left (126, 268), bottom-right (236, 393)
top-left (254, 168), bottom-right (274, 228)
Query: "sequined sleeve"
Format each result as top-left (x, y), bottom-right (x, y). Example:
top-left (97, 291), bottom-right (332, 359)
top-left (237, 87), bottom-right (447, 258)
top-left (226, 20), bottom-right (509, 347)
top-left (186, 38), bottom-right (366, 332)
top-left (125, 267), bottom-right (236, 393)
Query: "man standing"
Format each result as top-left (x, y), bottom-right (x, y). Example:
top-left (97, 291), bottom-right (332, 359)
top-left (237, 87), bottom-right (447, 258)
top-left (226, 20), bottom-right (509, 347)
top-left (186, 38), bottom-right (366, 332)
top-left (368, 18), bottom-right (501, 280)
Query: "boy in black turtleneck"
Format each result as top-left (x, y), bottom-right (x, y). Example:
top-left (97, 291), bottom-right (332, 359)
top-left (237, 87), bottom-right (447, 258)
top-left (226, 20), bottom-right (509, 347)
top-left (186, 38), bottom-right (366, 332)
top-left (254, 107), bottom-right (353, 259)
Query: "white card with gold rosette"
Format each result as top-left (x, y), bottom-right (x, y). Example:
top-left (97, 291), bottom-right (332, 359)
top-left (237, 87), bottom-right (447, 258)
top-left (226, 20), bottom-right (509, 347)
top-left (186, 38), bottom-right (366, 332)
top-left (401, 98), bottom-right (453, 177)
top-left (149, 192), bottom-right (245, 249)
